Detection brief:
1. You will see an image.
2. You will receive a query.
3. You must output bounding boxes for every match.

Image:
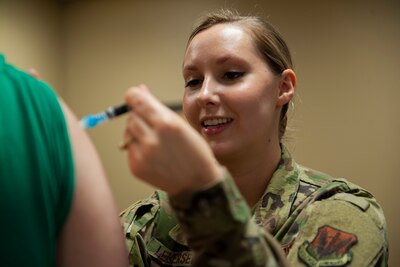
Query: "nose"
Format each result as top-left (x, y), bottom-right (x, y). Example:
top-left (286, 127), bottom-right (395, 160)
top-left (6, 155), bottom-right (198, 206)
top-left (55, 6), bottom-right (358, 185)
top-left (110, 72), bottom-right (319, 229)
top-left (196, 77), bottom-right (220, 108)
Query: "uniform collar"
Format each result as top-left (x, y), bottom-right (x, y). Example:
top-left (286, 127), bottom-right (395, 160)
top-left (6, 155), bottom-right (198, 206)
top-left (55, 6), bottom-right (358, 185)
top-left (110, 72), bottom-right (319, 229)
top-left (252, 145), bottom-right (300, 235)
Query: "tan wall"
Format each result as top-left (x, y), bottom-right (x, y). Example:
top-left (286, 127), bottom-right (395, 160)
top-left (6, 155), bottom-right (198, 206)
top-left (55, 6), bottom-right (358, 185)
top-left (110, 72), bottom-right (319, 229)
top-left (0, 0), bottom-right (63, 93)
top-left (2, 0), bottom-right (399, 265)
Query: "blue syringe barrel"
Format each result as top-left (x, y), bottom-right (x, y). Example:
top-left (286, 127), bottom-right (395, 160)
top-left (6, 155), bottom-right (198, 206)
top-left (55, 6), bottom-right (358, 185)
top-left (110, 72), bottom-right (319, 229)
top-left (80, 102), bottom-right (182, 129)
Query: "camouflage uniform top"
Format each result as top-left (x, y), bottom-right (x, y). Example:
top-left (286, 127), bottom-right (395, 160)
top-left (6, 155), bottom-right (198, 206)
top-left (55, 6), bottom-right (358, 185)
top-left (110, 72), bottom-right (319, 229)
top-left (120, 146), bottom-right (388, 267)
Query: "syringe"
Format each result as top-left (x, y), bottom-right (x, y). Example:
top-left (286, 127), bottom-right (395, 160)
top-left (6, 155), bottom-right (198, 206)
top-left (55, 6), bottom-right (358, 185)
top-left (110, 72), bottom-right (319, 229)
top-left (80, 103), bottom-right (182, 129)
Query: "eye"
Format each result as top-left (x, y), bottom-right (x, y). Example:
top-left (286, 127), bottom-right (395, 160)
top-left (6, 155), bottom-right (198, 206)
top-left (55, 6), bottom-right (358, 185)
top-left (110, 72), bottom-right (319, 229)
top-left (185, 79), bottom-right (202, 89)
top-left (223, 71), bottom-right (244, 80)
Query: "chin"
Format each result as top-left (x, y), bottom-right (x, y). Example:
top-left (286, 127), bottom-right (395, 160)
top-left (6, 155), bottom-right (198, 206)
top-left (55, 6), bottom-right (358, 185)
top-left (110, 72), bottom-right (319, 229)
top-left (210, 144), bottom-right (236, 162)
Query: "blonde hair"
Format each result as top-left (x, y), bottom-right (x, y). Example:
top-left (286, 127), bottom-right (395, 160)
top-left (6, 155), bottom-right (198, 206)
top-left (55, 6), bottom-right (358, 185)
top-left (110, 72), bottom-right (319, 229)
top-left (188, 9), bottom-right (293, 140)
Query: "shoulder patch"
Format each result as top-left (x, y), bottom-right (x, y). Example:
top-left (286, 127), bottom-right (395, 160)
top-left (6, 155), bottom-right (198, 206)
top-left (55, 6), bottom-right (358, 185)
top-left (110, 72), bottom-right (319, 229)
top-left (298, 225), bottom-right (358, 267)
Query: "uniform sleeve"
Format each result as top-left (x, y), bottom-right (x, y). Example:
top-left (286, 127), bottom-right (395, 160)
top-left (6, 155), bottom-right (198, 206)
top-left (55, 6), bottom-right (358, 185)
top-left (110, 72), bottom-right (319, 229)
top-left (285, 193), bottom-right (388, 266)
top-left (169, 169), bottom-right (290, 267)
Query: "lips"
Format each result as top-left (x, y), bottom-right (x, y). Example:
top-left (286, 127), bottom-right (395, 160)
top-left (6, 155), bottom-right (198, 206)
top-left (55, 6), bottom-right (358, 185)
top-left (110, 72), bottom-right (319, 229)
top-left (201, 117), bottom-right (233, 135)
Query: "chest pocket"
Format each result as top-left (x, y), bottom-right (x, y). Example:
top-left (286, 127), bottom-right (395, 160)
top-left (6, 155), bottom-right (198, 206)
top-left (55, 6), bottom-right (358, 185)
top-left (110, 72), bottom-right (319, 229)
top-left (147, 191), bottom-right (192, 266)
top-left (121, 199), bottom-right (159, 267)
top-left (146, 237), bottom-right (192, 266)
top-left (122, 192), bottom-right (193, 267)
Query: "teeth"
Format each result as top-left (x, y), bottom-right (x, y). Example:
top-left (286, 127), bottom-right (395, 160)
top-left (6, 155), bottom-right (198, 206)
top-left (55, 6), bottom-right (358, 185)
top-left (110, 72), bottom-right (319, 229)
top-left (203, 118), bottom-right (231, 126)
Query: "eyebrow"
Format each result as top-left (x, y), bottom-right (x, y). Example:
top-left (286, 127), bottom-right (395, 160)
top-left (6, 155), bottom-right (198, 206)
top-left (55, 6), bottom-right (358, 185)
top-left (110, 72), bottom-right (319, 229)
top-left (215, 55), bottom-right (233, 65)
top-left (183, 55), bottom-right (247, 73)
top-left (182, 64), bottom-right (198, 72)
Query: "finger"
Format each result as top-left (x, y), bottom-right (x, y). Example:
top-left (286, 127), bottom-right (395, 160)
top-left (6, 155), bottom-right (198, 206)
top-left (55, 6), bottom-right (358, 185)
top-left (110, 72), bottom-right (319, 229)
top-left (123, 118), bottom-right (155, 179)
top-left (126, 111), bottom-right (153, 141)
top-left (124, 131), bottom-right (143, 177)
top-left (119, 133), bottom-right (137, 150)
top-left (124, 85), bottom-right (173, 128)
top-left (119, 112), bottom-right (147, 150)
top-left (120, 120), bottom-right (143, 174)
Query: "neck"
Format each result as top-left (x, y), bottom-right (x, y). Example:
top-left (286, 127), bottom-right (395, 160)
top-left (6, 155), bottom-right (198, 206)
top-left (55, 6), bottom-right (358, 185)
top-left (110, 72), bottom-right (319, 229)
top-left (218, 142), bottom-right (282, 208)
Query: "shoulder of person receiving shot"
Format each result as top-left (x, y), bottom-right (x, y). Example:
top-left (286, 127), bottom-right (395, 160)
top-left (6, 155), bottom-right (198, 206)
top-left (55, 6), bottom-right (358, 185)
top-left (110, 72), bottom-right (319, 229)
top-left (120, 9), bottom-right (388, 267)
top-left (0, 54), bottom-right (128, 267)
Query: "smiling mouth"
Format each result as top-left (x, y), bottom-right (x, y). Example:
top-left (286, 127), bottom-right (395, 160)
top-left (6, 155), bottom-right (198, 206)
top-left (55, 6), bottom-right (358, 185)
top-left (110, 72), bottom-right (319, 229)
top-left (202, 118), bottom-right (233, 128)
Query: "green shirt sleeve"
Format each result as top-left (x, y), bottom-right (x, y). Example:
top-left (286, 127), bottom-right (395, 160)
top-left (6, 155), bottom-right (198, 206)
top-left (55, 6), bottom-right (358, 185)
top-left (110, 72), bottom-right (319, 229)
top-left (0, 54), bottom-right (75, 267)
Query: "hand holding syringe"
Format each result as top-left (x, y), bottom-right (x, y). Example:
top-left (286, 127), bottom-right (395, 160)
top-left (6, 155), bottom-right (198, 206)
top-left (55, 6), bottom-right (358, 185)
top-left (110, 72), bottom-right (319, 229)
top-left (80, 103), bottom-right (182, 129)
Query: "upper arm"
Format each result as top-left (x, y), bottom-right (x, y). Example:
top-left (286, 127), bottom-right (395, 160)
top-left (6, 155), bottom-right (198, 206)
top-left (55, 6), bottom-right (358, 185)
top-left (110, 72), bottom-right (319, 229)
top-left (56, 99), bottom-right (128, 267)
top-left (286, 197), bottom-right (387, 266)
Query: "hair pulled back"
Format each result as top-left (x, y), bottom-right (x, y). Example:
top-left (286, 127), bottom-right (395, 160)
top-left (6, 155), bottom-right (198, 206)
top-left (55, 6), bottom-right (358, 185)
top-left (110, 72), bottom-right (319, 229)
top-left (187, 9), bottom-right (293, 140)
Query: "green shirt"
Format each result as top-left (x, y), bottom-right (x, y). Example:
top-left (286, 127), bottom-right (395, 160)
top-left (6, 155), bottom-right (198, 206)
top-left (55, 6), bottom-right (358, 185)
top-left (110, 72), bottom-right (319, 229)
top-left (121, 147), bottom-right (388, 267)
top-left (0, 55), bottom-right (74, 266)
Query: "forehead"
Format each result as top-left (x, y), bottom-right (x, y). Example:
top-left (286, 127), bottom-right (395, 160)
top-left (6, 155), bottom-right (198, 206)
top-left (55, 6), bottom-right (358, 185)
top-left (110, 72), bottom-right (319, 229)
top-left (184, 23), bottom-right (260, 66)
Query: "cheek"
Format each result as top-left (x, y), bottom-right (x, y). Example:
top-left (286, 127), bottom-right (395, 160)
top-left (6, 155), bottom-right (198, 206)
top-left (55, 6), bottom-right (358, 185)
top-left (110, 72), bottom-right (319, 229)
top-left (234, 84), bottom-right (276, 112)
top-left (232, 85), bottom-right (278, 127)
top-left (182, 94), bottom-right (199, 128)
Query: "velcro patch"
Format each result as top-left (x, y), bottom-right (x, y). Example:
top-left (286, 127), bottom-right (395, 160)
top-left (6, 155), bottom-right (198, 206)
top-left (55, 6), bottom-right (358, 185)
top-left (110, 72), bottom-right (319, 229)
top-left (298, 225), bottom-right (357, 266)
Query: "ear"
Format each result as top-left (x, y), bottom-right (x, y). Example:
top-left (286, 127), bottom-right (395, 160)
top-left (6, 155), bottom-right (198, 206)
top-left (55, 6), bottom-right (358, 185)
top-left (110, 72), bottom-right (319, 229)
top-left (277, 69), bottom-right (296, 107)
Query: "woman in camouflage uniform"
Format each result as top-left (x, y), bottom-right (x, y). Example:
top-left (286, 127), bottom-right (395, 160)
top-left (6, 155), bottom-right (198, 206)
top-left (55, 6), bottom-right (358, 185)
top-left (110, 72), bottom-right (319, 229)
top-left (120, 9), bottom-right (388, 267)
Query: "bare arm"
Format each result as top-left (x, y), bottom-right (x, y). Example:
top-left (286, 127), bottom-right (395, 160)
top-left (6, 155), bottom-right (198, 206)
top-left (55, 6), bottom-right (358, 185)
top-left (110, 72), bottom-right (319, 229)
top-left (56, 99), bottom-right (128, 267)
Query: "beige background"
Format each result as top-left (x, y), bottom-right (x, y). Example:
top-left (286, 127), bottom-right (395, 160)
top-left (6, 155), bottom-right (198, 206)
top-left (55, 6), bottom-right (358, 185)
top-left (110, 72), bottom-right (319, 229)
top-left (1, 0), bottom-right (399, 265)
